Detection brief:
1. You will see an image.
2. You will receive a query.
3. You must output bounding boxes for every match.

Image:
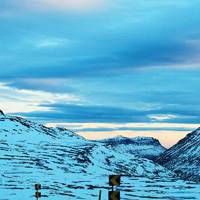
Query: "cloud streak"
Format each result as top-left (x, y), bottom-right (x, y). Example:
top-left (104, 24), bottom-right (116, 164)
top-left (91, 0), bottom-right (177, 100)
top-left (16, 102), bottom-right (200, 124)
top-left (4, 0), bottom-right (105, 13)
top-left (5, 78), bottom-right (76, 93)
top-left (0, 83), bottom-right (79, 113)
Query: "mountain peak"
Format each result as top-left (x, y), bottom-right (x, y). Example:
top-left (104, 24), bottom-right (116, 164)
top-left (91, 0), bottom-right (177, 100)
top-left (0, 109), bottom-right (5, 116)
top-left (0, 113), bottom-right (84, 142)
top-left (98, 135), bottom-right (166, 160)
top-left (100, 135), bottom-right (162, 146)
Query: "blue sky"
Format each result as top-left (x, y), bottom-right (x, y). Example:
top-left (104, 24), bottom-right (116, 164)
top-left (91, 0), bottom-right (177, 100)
top-left (0, 0), bottom-right (200, 147)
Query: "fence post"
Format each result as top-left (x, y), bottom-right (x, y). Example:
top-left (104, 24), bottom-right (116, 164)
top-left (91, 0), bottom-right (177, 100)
top-left (35, 184), bottom-right (41, 200)
top-left (109, 175), bottom-right (121, 200)
top-left (98, 190), bottom-right (102, 200)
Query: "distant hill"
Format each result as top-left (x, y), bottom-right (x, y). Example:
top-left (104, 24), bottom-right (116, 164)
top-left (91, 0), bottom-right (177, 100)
top-left (98, 136), bottom-right (166, 160)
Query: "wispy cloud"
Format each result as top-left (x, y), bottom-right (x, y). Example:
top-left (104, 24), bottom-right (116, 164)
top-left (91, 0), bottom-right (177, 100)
top-left (16, 102), bottom-right (200, 124)
top-left (4, 0), bottom-right (106, 13)
top-left (4, 78), bottom-right (76, 93)
top-left (46, 122), bottom-right (198, 132)
top-left (0, 83), bottom-right (80, 113)
top-left (148, 114), bottom-right (178, 121)
top-left (34, 38), bottom-right (71, 48)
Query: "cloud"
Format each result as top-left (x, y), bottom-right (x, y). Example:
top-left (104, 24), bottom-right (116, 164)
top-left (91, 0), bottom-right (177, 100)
top-left (0, 0), bottom-right (200, 79)
top-left (148, 114), bottom-right (177, 121)
top-left (46, 122), bottom-right (200, 130)
top-left (0, 83), bottom-right (79, 113)
top-left (46, 121), bottom-right (197, 134)
top-left (34, 38), bottom-right (71, 48)
top-left (4, 78), bottom-right (76, 93)
top-left (15, 102), bottom-right (200, 124)
top-left (16, 103), bottom-right (150, 122)
top-left (6, 0), bottom-right (105, 13)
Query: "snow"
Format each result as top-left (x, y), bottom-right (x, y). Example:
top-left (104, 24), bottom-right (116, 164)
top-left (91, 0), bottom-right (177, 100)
top-left (98, 136), bottom-right (166, 160)
top-left (157, 127), bottom-right (200, 182)
top-left (0, 114), bottom-right (200, 199)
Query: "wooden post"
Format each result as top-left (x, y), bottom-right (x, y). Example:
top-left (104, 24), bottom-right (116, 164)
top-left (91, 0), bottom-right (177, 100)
top-left (109, 175), bottom-right (121, 200)
top-left (98, 190), bottom-right (102, 200)
top-left (35, 184), bottom-right (41, 199)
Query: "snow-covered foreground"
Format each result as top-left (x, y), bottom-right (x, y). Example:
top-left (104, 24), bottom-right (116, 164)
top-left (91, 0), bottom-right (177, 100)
top-left (1, 174), bottom-right (200, 200)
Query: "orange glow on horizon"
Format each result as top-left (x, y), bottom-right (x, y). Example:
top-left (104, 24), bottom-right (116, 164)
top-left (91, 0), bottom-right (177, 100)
top-left (77, 130), bottom-right (189, 148)
top-left (46, 122), bottom-right (199, 148)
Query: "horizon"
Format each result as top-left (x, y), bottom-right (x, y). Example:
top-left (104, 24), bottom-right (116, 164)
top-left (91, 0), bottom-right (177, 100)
top-left (45, 122), bottom-right (199, 148)
top-left (0, 0), bottom-right (200, 148)
top-left (1, 110), bottom-right (199, 148)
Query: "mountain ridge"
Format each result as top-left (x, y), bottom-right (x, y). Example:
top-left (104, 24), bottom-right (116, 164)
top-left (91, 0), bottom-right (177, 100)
top-left (98, 135), bottom-right (166, 160)
top-left (0, 109), bottom-right (5, 116)
top-left (156, 127), bottom-right (200, 182)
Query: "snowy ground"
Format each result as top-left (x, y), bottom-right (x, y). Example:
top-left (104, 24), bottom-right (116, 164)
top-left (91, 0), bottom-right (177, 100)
top-left (1, 174), bottom-right (200, 200)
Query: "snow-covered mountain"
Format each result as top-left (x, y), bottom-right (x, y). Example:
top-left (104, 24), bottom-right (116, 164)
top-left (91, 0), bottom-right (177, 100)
top-left (0, 113), bottom-right (171, 177)
top-left (98, 136), bottom-right (166, 160)
top-left (157, 128), bottom-right (200, 182)
top-left (0, 113), bottom-right (175, 199)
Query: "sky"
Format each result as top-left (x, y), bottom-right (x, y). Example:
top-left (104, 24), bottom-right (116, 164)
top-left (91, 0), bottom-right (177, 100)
top-left (0, 0), bottom-right (200, 147)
